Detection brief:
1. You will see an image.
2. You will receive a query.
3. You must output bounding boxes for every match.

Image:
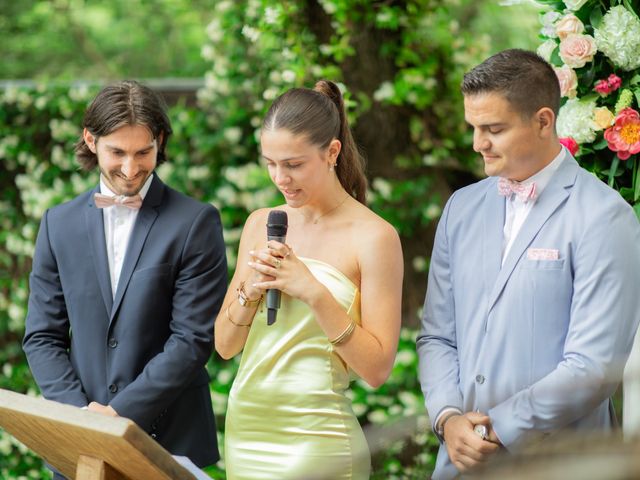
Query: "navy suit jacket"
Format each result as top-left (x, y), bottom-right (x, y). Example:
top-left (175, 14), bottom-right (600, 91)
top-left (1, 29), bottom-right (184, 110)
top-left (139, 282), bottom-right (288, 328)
top-left (23, 174), bottom-right (227, 467)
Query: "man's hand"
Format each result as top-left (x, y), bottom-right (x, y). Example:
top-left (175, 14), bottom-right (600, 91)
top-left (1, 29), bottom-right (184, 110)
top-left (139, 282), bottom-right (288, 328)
top-left (443, 411), bottom-right (500, 473)
top-left (88, 402), bottom-right (119, 417)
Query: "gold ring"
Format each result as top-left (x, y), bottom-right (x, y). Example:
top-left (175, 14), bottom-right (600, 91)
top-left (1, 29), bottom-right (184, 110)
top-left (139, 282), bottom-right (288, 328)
top-left (274, 258), bottom-right (281, 268)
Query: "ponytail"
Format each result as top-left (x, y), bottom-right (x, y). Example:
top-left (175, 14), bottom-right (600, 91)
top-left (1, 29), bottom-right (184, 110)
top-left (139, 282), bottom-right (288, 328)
top-left (312, 81), bottom-right (367, 204)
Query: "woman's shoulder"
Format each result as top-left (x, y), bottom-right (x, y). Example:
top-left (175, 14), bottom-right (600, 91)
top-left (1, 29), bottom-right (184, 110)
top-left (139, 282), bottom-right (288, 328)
top-left (244, 205), bottom-right (288, 226)
top-left (351, 202), bottom-right (399, 239)
top-left (242, 205), bottom-right (292, 237)
top-left (346, 202), bottom-right (401, 255)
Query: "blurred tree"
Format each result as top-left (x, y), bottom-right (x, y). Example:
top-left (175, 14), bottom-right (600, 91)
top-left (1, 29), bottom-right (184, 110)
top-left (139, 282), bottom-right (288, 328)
top-left (0, 0), bottom-right (213, 80)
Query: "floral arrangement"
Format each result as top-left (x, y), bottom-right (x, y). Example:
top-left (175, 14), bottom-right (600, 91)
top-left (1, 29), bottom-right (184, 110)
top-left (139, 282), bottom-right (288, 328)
top-left (536, 0), bottom-right (640, 217)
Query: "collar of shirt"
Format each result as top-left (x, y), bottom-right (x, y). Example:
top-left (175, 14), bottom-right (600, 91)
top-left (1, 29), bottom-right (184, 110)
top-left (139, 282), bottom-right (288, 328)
top-left (501, 146), bottom-right (566, 263)
top-left (99, 174), bottom-right (154, 297)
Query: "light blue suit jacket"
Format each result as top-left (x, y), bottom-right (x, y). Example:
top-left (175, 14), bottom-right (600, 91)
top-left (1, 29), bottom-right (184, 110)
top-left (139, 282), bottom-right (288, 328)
top-left (417, 152), bottom-right (640, 479)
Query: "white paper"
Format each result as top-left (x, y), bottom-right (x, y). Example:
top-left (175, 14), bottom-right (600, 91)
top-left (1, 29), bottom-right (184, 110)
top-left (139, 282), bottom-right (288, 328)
top-left (171, 455), bottom-right (212, 480)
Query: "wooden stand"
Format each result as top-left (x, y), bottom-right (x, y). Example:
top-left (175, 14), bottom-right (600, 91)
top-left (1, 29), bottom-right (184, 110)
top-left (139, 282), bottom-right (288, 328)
top-left (0, 388), bottom-right (196, 480)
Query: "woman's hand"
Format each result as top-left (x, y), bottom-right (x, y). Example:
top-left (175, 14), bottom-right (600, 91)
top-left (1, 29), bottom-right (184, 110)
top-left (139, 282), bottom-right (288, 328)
top-left (248, 240), bottom-right (323, 304)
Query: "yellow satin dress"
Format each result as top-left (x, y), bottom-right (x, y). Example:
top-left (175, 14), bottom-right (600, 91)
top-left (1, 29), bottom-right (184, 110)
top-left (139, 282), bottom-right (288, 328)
top-left (224, 257), bottom-right (370, 480)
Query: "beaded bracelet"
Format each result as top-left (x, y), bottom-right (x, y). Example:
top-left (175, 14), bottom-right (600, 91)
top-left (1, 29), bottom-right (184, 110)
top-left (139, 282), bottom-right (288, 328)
top-left (329, 320), bottom-right (356, 346)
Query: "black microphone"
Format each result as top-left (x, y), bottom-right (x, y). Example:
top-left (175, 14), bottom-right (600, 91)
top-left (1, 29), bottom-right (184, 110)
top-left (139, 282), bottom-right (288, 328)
top-left (266, 210), bottom-right (288, 325)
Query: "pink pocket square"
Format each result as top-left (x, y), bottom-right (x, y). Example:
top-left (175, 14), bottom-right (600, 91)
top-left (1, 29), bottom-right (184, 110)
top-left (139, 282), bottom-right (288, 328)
top-left (527, 248), bottom-right (559, 260)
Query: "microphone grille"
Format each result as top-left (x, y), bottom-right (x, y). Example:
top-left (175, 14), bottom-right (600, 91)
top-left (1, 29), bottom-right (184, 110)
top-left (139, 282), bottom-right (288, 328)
top-left (267, 210), bottom-right (288, 236)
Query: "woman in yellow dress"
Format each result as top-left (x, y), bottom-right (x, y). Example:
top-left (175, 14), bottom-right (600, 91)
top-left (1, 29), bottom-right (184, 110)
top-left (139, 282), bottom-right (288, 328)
top-left (215, 80), bottom-right (403, 479)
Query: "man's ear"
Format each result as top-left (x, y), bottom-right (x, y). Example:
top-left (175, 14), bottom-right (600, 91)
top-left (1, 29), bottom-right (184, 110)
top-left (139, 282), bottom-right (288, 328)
top-left (83, 128), bottom-right (97, 153)
top-left (536, 107), bottom-right (556, 139)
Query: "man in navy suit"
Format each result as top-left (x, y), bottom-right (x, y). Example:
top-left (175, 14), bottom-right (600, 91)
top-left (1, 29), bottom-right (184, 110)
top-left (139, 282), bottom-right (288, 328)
top-left (23, 81), bottom-right (227, 476)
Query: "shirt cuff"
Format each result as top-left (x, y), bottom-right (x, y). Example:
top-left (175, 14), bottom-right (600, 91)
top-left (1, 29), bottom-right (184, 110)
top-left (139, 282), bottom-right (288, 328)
top-left (434, 406), bottom-right (463, 441)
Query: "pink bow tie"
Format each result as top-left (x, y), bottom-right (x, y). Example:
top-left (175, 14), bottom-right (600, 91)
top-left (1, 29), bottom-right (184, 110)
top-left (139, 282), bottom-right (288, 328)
top-left (497, 178), bottom-right (537, 203)
top-left (94, 192), bottom-right (143, 210)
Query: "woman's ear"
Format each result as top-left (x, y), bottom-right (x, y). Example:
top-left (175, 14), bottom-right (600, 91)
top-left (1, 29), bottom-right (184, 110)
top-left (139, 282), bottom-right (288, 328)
top-left (327, 138), bottom-right (342, 162)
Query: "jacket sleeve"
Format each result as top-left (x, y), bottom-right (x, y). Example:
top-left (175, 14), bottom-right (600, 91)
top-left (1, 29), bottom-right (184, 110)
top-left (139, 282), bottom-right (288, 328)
top-left (23, 210), bottom-right (89, 407)
top-left (109, 204), bottom-right (227, 430)
top-left (416, 193), bottom-right (464, 438)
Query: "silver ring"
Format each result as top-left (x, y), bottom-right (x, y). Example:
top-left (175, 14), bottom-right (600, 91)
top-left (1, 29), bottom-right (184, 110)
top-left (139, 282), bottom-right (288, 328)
top-left (474, 424), bottom-right (488, 440)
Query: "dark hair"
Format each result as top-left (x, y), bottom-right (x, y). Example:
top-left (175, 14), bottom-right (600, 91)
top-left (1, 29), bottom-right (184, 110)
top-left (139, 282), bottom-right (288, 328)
top-left (74, 80), bottom-right (173, 170)
top-left (262, 80), bottom-right (367, 204)
top-left (461, 49), bottom-right (560, 118)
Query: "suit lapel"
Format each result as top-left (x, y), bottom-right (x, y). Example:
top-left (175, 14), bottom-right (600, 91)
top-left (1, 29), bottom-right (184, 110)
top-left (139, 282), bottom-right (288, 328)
top-left (110, 175), bottom-right (164, 322)
top-left (486, 154), bottom-right (579, 313)
top-left (482, 179), bottom-right (505, 309)
top-left (85, 187), bottom-right (113, 316)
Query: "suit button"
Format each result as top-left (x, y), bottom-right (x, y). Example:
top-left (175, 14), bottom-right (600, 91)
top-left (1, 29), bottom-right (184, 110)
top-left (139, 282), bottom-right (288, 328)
top-left (475, 374), bottom-right (485, 384)
top-left (151, 433), bottom-right (157, 439)
top-left (108, 338), bottom-right (118, 348)
top-left (109, 384), bottom-right (118, 393)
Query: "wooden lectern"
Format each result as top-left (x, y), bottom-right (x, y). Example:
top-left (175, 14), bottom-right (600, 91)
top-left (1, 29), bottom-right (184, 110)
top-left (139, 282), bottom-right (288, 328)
top-left (0, 388), bottom-right (198, 479)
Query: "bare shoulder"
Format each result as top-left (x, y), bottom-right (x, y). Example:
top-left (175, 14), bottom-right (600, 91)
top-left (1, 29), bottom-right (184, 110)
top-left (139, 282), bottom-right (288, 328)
top-left (348, 203), bottom-right (402, 263)
top-left (355, 203), bottom-right (400, 247)
top-left (240, 207), bottom-right (270, 247)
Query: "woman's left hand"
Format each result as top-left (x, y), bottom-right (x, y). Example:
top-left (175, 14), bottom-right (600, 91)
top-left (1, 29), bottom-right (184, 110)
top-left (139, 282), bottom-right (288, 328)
top-left (248, 240), bottom-right (322, 304)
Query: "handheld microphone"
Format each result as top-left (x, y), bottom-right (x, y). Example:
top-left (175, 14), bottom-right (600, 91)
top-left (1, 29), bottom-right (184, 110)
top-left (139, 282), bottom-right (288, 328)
top-left (266, 210), bottom-right (288, 325)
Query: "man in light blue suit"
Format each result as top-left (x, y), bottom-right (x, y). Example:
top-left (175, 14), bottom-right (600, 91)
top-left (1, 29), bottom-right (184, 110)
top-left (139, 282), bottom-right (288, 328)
top-left (417, 49), bottom-right (640, 479)
top-left (23, 81), bottom-right (227, 478)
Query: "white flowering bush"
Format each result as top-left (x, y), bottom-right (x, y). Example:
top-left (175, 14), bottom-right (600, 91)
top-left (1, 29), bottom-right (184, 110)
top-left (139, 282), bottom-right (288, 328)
top-left (537, 0), bottom-right (640, 217)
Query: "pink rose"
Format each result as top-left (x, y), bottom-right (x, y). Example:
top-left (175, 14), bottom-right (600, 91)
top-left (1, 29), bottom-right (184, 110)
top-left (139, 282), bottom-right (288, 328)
top-left (559, 137), bottom-right (579, 156)
top-left (555, 14), bottom-right (584, 40)
top-left (604, 108), bottom-right (640, 160)
top-left (607, 74), bottom-right (622, 91)
top-left (559, 34), bottom-right (597, 68)
top-left (554, 65), bottom-right (578, 98)
top-left (594, 74), bottom-right (623, 96)
top-left (594, 79), bottom-right (612, 95)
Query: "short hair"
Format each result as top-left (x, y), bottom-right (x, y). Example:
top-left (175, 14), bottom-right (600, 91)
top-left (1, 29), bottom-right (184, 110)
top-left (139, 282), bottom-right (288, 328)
top-left (74, 80), bottom-right (173, 170)
top-left (461, 49), bottom-right (560, 118)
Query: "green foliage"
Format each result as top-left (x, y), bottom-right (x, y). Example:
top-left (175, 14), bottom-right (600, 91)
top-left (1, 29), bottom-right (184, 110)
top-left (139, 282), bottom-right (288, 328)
top-left (0, 0), bottom-right (213, 80)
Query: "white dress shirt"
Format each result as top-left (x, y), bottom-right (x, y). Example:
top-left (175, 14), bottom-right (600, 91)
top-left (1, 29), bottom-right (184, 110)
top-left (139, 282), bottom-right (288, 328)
top-left (502, 147), bottom-right (565, 264)
top-left (100, 175), bottom-right (153, 298)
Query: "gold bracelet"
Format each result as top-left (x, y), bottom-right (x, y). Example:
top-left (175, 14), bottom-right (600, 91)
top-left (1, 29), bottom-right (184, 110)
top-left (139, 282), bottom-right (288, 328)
top-left (225, 304), bottom-right (252, 328)
top-left (237, 281), bottom-right (263, 307)
top-left (329, 320), bottom-right (356, 346)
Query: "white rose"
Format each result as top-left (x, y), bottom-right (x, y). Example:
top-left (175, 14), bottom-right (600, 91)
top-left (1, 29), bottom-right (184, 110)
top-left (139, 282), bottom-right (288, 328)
top-left (555, 13), bottom-right (584, 40)
top-left (554, 65), bottom-right (578, 98)
top-left (559, 33), bottom-right (597, 68)
top-left (537, 39), bottom-right (557, 62)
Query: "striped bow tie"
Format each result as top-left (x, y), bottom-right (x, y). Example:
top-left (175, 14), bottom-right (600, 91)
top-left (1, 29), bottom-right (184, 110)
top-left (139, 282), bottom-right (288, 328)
top-left (497, 178), bottom-right (537, 203)
top-left (94, 192), bottom-right (143, 210)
